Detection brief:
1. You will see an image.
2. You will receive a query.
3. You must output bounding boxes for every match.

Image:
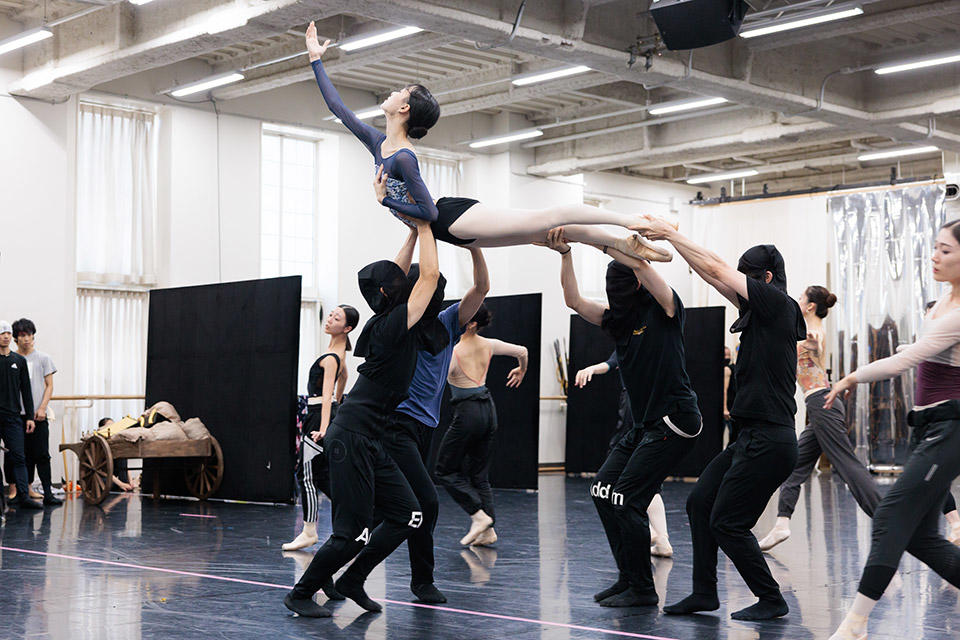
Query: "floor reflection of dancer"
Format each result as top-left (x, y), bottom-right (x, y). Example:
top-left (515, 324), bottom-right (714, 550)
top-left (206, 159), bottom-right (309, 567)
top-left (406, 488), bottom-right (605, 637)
top-left (544, 228), bottom-right (702, 608)
top-left (827, 220), bottom-right (960, 640)
top-left (283, 304), bottom-right (359, 552)
top-left (284, 217), bottom-right (442, 618)
top-left (574, 351), bottom-right (673, 558)
top-left (638, 216), bottom-right (806, 621)
top-left (436, 303), bottom-right (528, 547)
top-left (380, 224), bottom-right (489, 605)
top-left (305, 22), bottom-right (669, 263)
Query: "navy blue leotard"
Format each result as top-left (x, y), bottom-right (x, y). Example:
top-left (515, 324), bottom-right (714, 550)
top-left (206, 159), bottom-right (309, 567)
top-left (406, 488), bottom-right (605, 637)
top-left (311, 59), bottom-right (438, 223)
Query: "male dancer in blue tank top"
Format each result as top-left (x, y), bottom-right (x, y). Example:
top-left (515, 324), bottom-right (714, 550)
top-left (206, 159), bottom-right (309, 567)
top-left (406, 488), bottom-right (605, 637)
top-left (381, 224), bottom-right (490, 603)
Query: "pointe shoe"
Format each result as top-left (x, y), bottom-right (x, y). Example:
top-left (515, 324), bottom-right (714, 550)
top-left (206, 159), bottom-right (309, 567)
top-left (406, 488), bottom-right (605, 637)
top-left (758, 527), bottom-right (791, 552)
top-left (460, 509), bottom-right (494, 546)
top-left (649, 525), bottom-right (658, 546)
top-left (650, 539), bottom-right (673, 558)
top-left (6, 485), bottom-right (15, 500)
top-left (613, 235), bottom-right (672, 263)
top-left (282, 530), bottom-right (319, 551)
top-left (471, 527), bottom-right (497, 547)
top-left (28, 489), bottom-right (43, 500)
top-left (828, 627), bottom-right (867, 640)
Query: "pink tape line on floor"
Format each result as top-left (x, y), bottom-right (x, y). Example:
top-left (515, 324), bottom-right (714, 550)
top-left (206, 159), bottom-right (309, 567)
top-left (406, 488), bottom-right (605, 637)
top-left (1, 546), bottom-right (679, 640)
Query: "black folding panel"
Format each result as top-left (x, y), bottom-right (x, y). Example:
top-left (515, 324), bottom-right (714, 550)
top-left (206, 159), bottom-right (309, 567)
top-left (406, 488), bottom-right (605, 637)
top-left (565, 306), bottom-right (726, 477)
top-left (427, 293), bottom-right (541, 491)
top-left (144, 276), bottom-right (301, 502)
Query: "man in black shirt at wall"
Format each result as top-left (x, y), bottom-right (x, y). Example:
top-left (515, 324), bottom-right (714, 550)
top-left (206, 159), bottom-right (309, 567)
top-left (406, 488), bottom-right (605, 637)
top-left (0, 320), bottom-right (42, 510)
top-left (640, 219), bottom-right (805, 622)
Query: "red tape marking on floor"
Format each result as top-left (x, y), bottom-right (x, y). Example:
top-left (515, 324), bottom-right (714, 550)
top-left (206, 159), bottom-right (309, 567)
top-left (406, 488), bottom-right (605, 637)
top-left (1, 546), bottom-right (679, 640)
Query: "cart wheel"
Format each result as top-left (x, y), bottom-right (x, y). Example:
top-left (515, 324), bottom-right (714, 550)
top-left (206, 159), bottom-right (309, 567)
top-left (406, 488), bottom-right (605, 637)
top-left (185, 436), bottom-right (223, 500)
top-left (79, 435), bottom-right (113, 505)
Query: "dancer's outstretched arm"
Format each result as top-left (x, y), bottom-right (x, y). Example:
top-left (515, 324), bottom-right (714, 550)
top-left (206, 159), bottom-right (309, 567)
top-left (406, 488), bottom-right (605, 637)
top-left (459, 248), bottom-right (490, 327)
top-left (604, 246), bottom-right (676, 318)
top-left (642, 216), bottom-right (744, 306)
top-left (575, 351), bottom-right (615, 388)
top-left (541, 228), bottom-right (607, 326)
top-left (393, 217), bottom-right (419, 275)
top-left (488, 339), bottom-right (528, 388)
top-left (307, 24), bottom-right (381, 155)
top-left (407, 220), bottom-right (440, 329)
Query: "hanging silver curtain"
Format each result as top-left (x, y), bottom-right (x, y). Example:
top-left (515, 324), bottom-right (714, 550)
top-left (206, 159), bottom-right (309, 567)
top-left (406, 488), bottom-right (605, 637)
top-left (829, 184), bottom-right (945, 467)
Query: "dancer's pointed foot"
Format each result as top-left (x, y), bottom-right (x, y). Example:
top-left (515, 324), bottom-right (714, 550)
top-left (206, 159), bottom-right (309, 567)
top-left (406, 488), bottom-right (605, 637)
top-left (284, 592), bottom-right (332, 618)
top-left (335, 576), bottom-right (382, 613)
top-left (594, 579), bottom-right (629, 602)
top-left (730, 595), bottom-right (788, 620)
top-left (759, 526), bottom-right (791, 552)
top-left (663, 592), bottom-right (720, 615)
top-left (613, 234), bottom-right (672, 263)
top-left (650, 539), bottom-right (673, 558)
top-left (471, 527), bottom-right (497, 546)
top-left (460, 509), bottom-right (494, 546)
top-left (411, 582), bottom-right (447, 604)
top-left (282, 529), bottom-right (319, 551)
top-left (829, 613), bottom-right (868, 640)
top-left (628, 215), bottom-right (679, 235)
top-left (599, 587), bottom-right (658, 607)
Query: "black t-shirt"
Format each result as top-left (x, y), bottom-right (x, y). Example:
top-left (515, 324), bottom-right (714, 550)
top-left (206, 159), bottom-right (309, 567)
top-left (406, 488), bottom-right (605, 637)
top-left (0, 352), bottom-right (33, 418)
top-left (615, 289), bottom-right (699, 426)
top-left (334, 304), bottom-right (420, 439)
top-left (307, 353), bottom-right (341, 397)
top-left (731, 277), bottom-right (806, 427)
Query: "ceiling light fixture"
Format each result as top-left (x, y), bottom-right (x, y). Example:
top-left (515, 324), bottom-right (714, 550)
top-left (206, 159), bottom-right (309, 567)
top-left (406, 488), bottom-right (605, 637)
top-left (339, 26), bottom-right (423, 52)
top-left (875, 51), bottom-right (960, 75)
top-left (686, 169), bottom-right (759, 184)
top-left (740, 6), bottom-right (863, 38)
top-left (648, 97), bottom-right (728, 115)
top-left (0, 27), bottom-right (52, 58)
top-left (170, 72), bottom-right (244, 97)
top-left (511, 65), bottom-right (592, 86)
top-left (857, 145), bottom-right (939, 161)
top-left (468, 129), bottom-right (543, 149)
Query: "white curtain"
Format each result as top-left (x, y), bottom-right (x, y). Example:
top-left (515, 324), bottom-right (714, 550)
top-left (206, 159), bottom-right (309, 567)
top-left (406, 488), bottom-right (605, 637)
top-left (74, 289), bottom-right (148, 434)
top-left (419, 154), bottom-right (471, 296)
top-left (299, 301), bottom-right (320, 395)
top-left (76, 102), bottom-right (158, 285)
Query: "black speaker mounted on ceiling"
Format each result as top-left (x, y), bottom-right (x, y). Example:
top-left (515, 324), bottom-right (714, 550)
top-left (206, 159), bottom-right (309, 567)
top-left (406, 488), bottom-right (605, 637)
top-left (650, 0), bottom-right (749, 51)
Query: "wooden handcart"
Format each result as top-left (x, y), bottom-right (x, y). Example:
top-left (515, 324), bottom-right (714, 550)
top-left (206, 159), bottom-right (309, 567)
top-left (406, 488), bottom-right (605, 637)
top-left (59, 435), bottom-right (223, 505)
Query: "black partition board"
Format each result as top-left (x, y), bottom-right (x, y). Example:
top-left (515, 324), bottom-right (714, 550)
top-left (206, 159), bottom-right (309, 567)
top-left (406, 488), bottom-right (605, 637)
top-left (426, 293), bottom-right (541, 491)
top-left (143, 276), bottom-right (301, 503)
top-left (565, 306), bottom-right (726, 477)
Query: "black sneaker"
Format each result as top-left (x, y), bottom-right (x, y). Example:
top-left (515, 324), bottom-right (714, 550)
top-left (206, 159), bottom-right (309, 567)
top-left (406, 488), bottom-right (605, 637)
top-left (43, 495), bottom-right (63, 506)
top-left (14, 497), bottom-right (43, 510)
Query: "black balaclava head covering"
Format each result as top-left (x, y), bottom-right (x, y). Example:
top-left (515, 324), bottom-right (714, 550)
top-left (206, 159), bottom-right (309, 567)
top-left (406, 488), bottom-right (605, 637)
top-left (407, 263), bottom-right (450, 356)
top-left (730, 244), bottom-right (803, 338)
top-left (354, 260), bottom-right (412, 357)
top-left (600, 260), bottom-right (652, 341)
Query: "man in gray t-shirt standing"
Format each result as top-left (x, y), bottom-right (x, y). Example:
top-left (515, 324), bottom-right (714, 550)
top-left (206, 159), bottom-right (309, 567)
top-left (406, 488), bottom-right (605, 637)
top-left (5, 318), bottom-right (61, 506)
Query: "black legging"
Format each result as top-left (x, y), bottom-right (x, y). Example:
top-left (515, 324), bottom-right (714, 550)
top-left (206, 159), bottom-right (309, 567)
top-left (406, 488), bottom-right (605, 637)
top-left (435, 390), bottom-right (497, 522)
top-left (687, 423), bottom-right (797, 599)
top-left (858, 400), bottom-right (960, 599)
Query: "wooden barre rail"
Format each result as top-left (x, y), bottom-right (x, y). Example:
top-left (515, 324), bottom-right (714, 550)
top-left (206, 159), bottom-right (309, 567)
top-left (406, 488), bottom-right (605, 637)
top-left (540, 396), bottom-right (567, 401)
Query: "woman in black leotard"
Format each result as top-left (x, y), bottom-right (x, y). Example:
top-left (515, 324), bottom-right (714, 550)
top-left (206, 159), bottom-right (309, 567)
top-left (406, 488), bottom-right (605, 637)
top-left (304, 22), bottom-right (670, 264)
top-left (283, 304), bottom-right (359, 553)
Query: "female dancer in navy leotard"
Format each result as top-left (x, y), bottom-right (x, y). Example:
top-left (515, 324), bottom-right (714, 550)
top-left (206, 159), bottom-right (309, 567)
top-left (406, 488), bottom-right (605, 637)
top-left (305, 22), bottom-right (670, 263)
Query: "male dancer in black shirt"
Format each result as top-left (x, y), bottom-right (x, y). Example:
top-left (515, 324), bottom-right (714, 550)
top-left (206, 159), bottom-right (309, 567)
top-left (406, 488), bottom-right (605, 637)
top-left (284, 217), bottom-right (442, 619)
top-left (0, 320), bottom-right (42, 510)
top-left (640, 218), bottom-right (805, 621)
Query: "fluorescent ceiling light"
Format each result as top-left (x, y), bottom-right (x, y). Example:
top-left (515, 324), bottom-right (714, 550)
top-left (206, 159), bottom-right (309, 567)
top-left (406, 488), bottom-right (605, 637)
top-left (0, 27), bottom-right (52, 57)
top-left (129, 0), bottom-right (157, 5)
top-left (648, 97), bottom-right (728, 115)
top-left (329, 107), bottom-right (384, 124)
top-left (170, 72), bottom-right (244, 97)
top-left (740, 6), bottom-right (863, 38)
top-left (512, 65), bottom-right (591, 86)
top-left (686, 169), bottom-right (759, 185)
top-left (857, 145), bottom-right (939, 161)
top-left (875, 52), bottom-right (960, 75)
top-left (340, 26), bottom-right (423, 52)
top-left (469, 129), bottom-right (543, 149)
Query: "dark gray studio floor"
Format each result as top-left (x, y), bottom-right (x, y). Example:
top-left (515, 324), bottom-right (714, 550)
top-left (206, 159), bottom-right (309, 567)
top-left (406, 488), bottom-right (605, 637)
top-left (1, 473), bottom-right (959, 640)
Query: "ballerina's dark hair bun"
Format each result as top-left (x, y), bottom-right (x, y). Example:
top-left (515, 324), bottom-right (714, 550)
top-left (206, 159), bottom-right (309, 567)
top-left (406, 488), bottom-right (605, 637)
top-left (405, 84), bottom-right (439, 139)
top-left (805, 285), bottom-right (836, 319)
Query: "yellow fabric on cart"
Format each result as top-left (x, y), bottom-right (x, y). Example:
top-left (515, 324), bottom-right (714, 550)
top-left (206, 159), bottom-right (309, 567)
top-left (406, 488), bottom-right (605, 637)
top-left (95, 416), bottom-right (138, 438)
